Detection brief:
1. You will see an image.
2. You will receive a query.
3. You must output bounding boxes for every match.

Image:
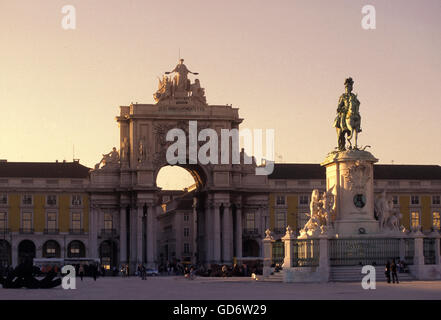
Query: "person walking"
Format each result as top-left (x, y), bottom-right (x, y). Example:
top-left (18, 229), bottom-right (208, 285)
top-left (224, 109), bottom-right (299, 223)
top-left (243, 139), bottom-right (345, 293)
top-left (79, 264), bottom-right (85, 281)
top-left (391, 259), bottom-right (399, 284)
top-left (92, 264), bottom-right (97, 281)
top-left (141, 265), bottom-right (147, 280)
top-left (385, 260), bottom-right (391, 284)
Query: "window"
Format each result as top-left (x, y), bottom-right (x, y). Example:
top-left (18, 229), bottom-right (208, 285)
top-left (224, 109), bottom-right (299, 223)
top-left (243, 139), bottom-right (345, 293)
top-left (299, 195), bottom-right (309, 206)
top-left (276, 195), bottom-right (286, 206)
top-left (71, 195), bottom-right (82, 206)
top-left (411, 211), bottom-right (420, 229)
top-left (433, 195), bottom-right (441, 205)
top-left (104, 213), bottom-right (113, 230)
top-left (392, 196), bottom-right (399, 205)
top-left (246, 212), bottom-right (255, 229)
top-left (22, 194), bottom-right (32, 205)
top-left (275, 211), bottom-right (286, 230)
top-left (184, 227), bottom-right (190, 237)
top-left (0, 194), bottom-right (7, 205)
top-left (47, 195), bottom-right (57, 206)
top-left (183, 214), bottom-right (189, 222)
top-left (71, 212), bottom-right (82, 230)
top-left (433, 212), bottom-right (440, 230)
top-left (297, 212), bottom-right (309, 232)
top-left (46, 212), bottom-right (57, 230)
top-left (183, 243), bottom-right (190, 254)
top-left (22, 212), bottom-right (32, 230)
top-left (0, 212), bottom-right (7, 231)
top-left (411, 195), bottom-right (419, 205)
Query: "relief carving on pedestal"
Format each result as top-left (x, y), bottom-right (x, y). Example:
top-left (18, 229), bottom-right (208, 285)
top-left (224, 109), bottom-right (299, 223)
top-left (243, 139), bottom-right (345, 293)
top-left (344, 161), bottom-right (370, 192)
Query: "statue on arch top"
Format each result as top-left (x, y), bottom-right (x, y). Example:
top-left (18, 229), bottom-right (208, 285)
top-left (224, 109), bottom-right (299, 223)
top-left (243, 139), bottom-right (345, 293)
top-left (334, 77), bottom-right (362, 151)
top-left (165, 58), bottom-right (199, 91)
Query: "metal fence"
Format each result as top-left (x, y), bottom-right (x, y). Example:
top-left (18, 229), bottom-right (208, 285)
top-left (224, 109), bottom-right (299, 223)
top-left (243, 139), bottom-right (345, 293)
top-left (292, 239), bottom-right (320, 267)
top-left (272, 241), bottom-right (284, 266)
top-left (404, 238), bottom-right (414, 265)
top-left (423, 238), bottom-right (436, 265)
top-left (329, 238), bottom-right (400, 266)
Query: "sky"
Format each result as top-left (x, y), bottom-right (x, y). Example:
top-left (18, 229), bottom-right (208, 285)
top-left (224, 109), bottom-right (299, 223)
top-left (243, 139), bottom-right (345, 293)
top-left (0, 0), bottom-right (440, 188)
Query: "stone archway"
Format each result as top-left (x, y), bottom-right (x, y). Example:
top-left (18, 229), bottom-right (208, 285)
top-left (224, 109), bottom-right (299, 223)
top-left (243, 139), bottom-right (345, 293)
top-left (89, 59), bottom-right (270, 269)
top-left (99, 240), bottom-right (118, 269)
top-left (18, 240), bottom-right (36, 264)
top-left (243, 239), bottom-right (260, 257)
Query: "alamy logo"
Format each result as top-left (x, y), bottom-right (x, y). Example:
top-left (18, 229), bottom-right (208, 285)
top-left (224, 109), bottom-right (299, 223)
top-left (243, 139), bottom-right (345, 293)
top-left (165, 121), bottom-right (275, 175)
top-left (361, 265), bottom-right (376, 289)
top-left (61, 265), bottom-right (76, 290)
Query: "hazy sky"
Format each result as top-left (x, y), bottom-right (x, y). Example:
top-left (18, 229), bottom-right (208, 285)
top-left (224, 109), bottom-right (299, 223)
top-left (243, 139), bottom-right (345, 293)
top-left (1, 0), bottom-right (440, 180)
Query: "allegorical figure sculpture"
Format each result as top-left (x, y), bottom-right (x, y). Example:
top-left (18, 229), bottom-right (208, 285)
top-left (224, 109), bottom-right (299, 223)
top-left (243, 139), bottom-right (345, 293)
top-left (374, 191), bottom-right (402, 232)
top-left (95, 147), bottom-right (120, 169)
top-left (334, 77), bottom-right (362, 151)
top-left (154, 59), bottom-right (206, 104)
top-left (300, 187), bottom-right (335, 237)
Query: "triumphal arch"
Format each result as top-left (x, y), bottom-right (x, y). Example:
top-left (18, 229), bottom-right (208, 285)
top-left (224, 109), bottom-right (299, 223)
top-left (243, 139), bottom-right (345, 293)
top-left (88, 59), bottom-right (269, 270)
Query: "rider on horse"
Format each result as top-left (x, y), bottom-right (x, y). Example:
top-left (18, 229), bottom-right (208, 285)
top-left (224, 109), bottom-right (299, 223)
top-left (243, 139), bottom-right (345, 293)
top-left (334, 77), bottom-right (362, 150)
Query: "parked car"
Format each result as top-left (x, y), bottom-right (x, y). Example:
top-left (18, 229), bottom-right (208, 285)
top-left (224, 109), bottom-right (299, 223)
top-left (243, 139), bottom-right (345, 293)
top-left (146, 268), bottom-right (159, 276)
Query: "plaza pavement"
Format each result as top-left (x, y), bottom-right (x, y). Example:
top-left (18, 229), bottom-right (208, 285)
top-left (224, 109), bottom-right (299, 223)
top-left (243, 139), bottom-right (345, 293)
top-left (0, 276), bottom-right (441, 300)
top-left (0, 276), bottom-right (440, 300)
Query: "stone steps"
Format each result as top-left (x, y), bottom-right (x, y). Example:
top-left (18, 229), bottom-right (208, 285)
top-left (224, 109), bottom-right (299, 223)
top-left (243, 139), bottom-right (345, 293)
top-left (330, 266), bottom-right (414, 282)
top-left (265, 270), bottom-right (284, 282)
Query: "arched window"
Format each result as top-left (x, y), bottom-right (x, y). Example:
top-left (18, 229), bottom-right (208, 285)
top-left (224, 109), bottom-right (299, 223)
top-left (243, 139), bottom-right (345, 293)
top-left (67, 240), bottom-right (85, 258)
top-left (43, 240), bottom-right (61, 258)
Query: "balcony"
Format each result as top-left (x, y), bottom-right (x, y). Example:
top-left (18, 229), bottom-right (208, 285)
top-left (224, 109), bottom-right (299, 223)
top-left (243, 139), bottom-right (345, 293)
top-left (44, 228), bottom-right (59, 235)
top-left (243, 228), bottom-right (259, 236)
top-left (19, 228), bottom-right (34, 234)
top-left (273, 227), bottom-right (286, 235)
top-left (100, 229), bottom-right (118, 238)
top-left (181, 251), bottom-right (192, 257)
top-left (69, 228), bottom-right (85, 235)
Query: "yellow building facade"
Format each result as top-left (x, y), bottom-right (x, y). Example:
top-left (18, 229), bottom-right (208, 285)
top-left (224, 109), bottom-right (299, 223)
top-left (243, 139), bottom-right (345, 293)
top-left (0, 161), bottom-right (90, 266)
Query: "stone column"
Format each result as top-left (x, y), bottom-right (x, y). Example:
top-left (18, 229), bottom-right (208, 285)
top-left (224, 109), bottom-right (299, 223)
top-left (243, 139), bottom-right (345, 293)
top-left (235, 205), bottom-right (243, 261)
top-left (147, 205), bottom-right (155, 268)
top-left (89, 206), bottom-right (98, 259)
top-left (281, 226), bottom-right (296, 268)
top-left (119, 207), bottom-right (127, 264)
top-left (129, 205), bottom-right (138, 271)
top-left (11, 240), bottom-right (18, 267)
top-left (222, 204), bottom-right (233, 264)
top-left (213, 203), bottom-right (221, 264)
top-left (204, 202), bottom-right (213, 264)
top-left (262, 230), bottom-right (274, 277)
top-left (412, 231), bottom-right (425, 280)
top-left (192, 200), bottom-right (198, 265)
top-left (137, 205), bottom-right (143, 264)
top-left (318, 235), bottom-right (330, 282)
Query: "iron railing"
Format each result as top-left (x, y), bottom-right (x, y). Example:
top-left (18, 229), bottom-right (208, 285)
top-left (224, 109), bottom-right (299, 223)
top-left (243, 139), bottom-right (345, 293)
top-left (69, 228), bottom-right (85, 235)
top-left (100, 229), bottom-right (118, 237)
top-left (423, 238), bottom-right (436, 265)
top-left (272, 241), bottom-right (284, 266)
top-left (243, 228), bottom-right (259, 235)
top-left (19, 228), bottom-right (34, 234)
top-left (329, 238), bottom-right (400, 266)
top-left (404, 238), bottom-right (414, 265)
top-left (43, 228), bottom-right (59, 234)
top-left (292, 239), bottom-right (320, 267)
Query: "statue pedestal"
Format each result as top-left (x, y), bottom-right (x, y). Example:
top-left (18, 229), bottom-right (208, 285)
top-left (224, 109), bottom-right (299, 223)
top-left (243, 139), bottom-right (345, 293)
top-left (321, 149), bottom-right (379, 236)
